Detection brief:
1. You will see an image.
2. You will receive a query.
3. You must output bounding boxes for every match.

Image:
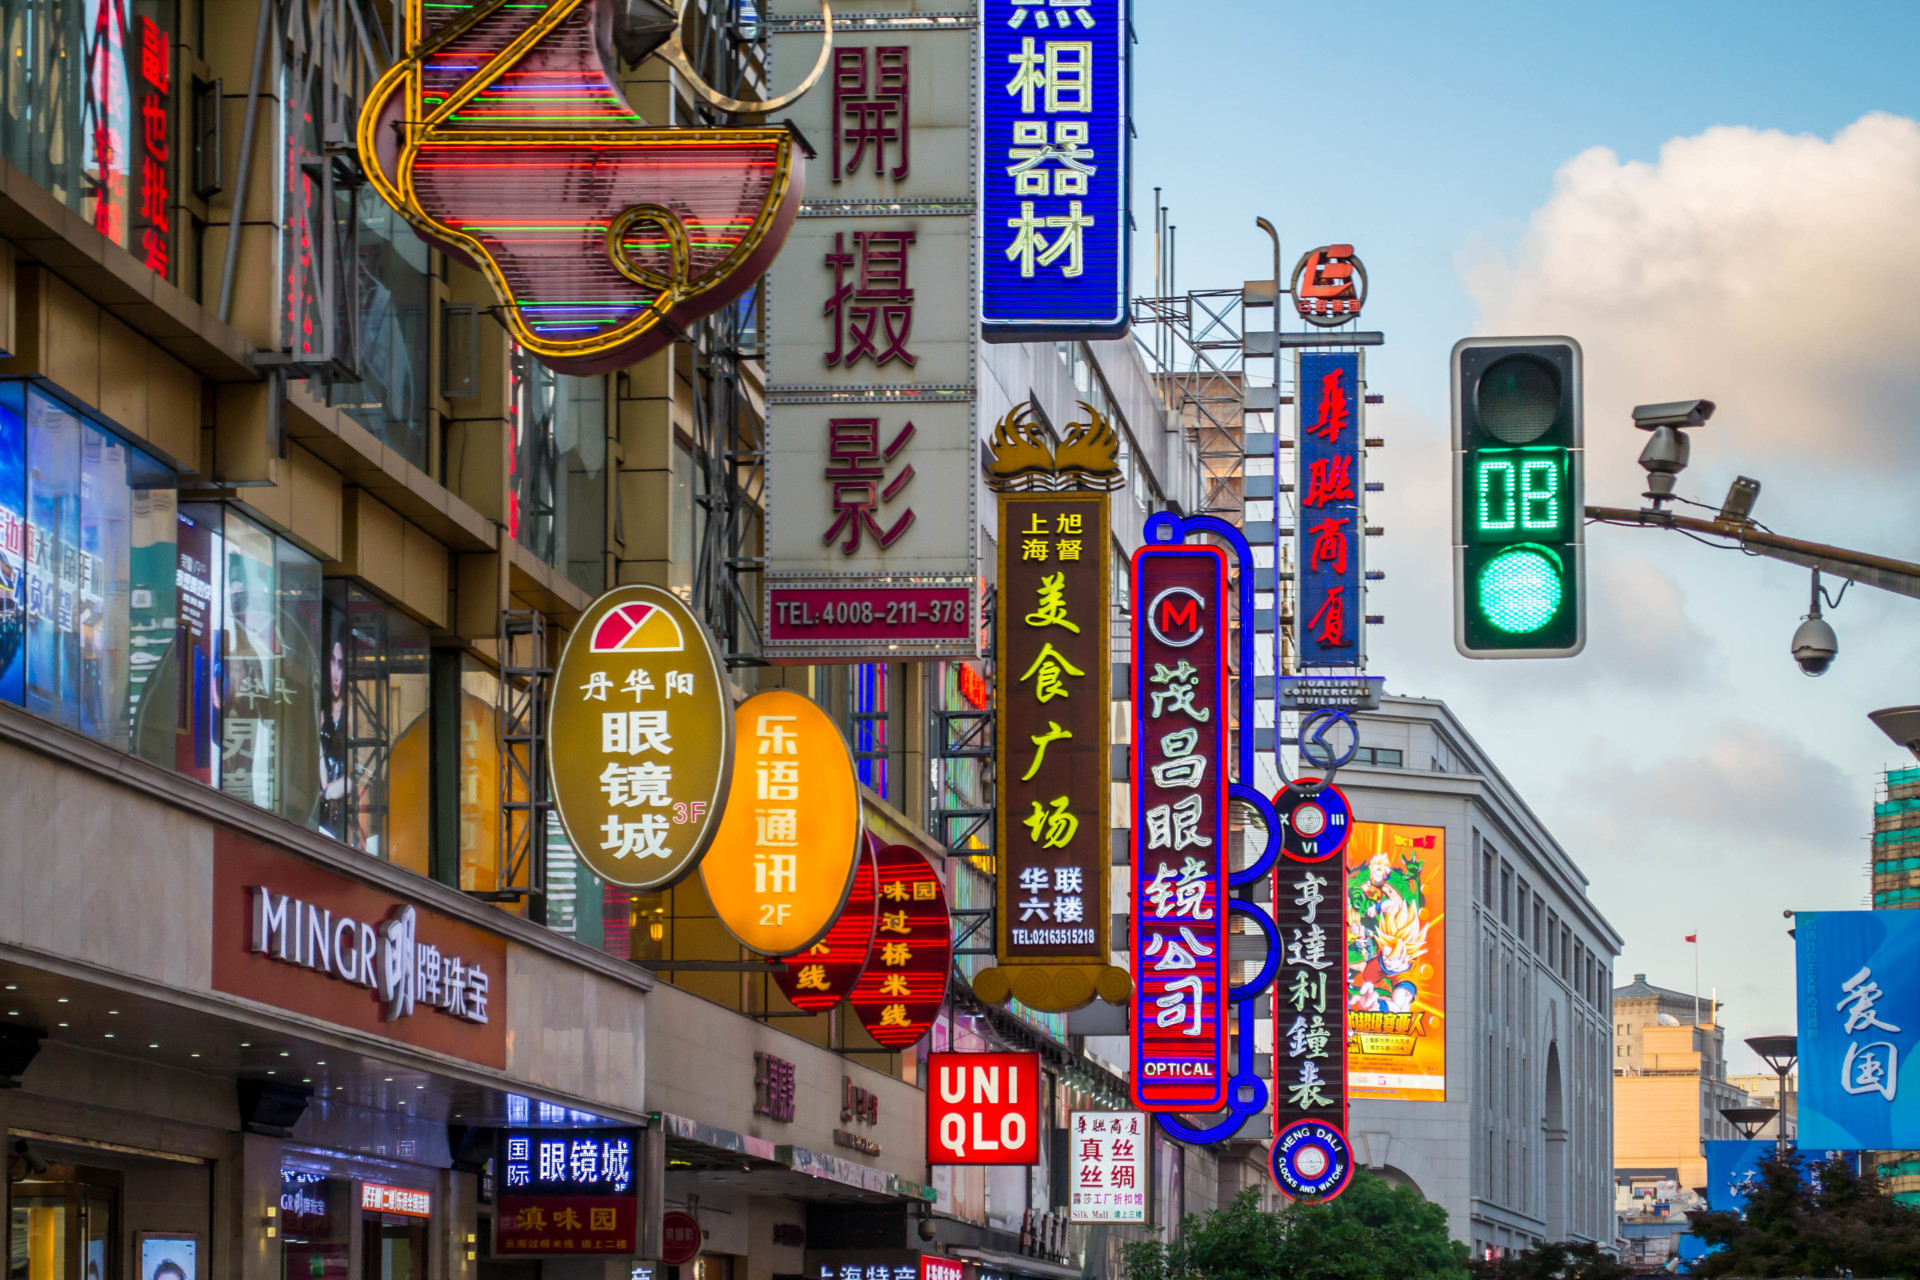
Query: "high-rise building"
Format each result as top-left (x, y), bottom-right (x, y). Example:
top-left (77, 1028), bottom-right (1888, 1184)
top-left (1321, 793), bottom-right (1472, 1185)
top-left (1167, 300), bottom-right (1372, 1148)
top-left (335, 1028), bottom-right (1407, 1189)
top-left (1872, 766), bottom-right (1920, 908)
top-left (1611, 976), bottom-right (1745, 1191)
top-left (1316, 696), bottom-right (1622, 1255)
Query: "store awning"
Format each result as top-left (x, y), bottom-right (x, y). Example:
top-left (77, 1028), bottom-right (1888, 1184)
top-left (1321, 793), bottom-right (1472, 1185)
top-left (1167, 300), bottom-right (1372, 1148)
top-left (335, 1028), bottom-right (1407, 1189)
top-left (656, 1111), bottom-right (934, 1205)
top-left (949, 1247), bottom-right (1085, 1280)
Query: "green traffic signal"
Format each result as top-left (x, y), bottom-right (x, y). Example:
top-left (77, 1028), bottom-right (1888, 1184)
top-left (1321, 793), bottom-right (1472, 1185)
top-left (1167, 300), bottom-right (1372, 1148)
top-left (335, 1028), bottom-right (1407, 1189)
top-left (1452, 338), bottom-right (1584, 658)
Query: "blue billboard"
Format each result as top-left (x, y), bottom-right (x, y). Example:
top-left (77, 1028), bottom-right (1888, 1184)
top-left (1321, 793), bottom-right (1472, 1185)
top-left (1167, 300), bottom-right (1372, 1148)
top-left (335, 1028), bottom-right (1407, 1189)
top-left (981, 0), bottom-right (1130, 340)
top-left (1796, 910), bottom-right (1920, 1150)
top-left (1703, 1140), bottom-right (1854, 1214)
top-left (1296, 351), bottom-right (1363, 668)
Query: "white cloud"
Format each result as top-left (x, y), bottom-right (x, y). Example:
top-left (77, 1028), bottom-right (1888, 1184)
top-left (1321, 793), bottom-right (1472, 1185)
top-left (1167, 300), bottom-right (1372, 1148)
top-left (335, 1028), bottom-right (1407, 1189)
top-left (1466, 112), bottom-right (1920, 548)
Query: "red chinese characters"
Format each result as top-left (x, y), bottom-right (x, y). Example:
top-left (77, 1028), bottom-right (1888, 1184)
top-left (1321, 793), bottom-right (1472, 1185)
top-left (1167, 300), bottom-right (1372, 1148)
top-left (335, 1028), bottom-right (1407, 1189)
top-left (774, 839), bottom-right (878, 1011)
top-left (832, 46), bottom-right (909, 180)
top-left (134, 15), bottom-right (172, 276)
top-left (825, 231), bottom-right (918, 368)
top-left (848, 843), bottom-right (950, 1048)
top-left (822, 418), bottom-right (917, 553)
top-left (1291, 244), bottom-right (1365, 326)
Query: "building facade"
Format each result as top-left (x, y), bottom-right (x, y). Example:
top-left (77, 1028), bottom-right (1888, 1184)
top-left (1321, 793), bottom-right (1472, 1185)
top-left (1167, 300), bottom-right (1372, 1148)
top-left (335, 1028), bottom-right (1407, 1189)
top-left (1611, 976), bottom-right (1743, 1194)
top-left (0, 2), bottom-right (1236, 1280)
top-left (1325, 696), bottom-right (1621, 1255)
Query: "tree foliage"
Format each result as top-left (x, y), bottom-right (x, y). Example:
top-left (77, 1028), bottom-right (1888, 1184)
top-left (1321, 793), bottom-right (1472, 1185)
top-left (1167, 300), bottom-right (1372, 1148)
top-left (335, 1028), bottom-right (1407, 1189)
top-left (1466, 1241), bottom-right (1629, 1280)
top-left (1686, 1147), bottom-right (1920, 1278)
top-left (1118, 1172), bottom-right (1469, 1280)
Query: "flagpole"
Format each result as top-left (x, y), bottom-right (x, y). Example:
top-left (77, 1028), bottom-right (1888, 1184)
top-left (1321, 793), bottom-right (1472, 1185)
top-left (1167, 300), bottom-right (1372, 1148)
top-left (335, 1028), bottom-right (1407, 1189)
top-left (1693, 934), bottom-right (1700, 1028)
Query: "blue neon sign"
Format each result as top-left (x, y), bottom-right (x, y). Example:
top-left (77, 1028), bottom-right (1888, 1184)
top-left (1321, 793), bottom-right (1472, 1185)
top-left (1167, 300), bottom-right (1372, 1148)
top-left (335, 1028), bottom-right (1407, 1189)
top-left (981, 0), bottom-right (1130, 340)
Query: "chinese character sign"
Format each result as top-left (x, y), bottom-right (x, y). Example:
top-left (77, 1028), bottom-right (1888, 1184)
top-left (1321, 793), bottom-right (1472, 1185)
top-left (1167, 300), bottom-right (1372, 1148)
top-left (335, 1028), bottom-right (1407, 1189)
top-left (775, 840), bottom-right (878, 1011)
top-left (1129, 545), bottom-right (1229, 1112)
top-left (849, 843), bottom-right (951, 1049)
top-left (1345, 824), bottom-right (1446, 1102)
top-left (1067, 1111), bottom-right (1147, 1222)
top-left (1796, 910), bottom-right (1920, 1150)
top-left (496, 1128), bottom-right (640, 1255)
top-left (927, 1053), bottom-right (1041, 1164)
top-left (981, 0), bottom-right (1130, 339)
top-left (1271, 832), bottom-right (1353, 1199)
top-left (995, 493), bottom-right (1110, 973)
top-left (548, 587), bottom-right (734, 890)
top-left (1297, 351), bottom-right (1364, 669)
top-left (701, 690), bottom-right (865, 956)
top-left (132, 15), bottom-right (173, 278)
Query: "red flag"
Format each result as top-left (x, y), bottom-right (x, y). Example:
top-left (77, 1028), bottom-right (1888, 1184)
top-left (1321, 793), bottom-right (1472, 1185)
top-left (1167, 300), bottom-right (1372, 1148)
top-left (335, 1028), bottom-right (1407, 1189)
top-left (1685, 934), bottom-right (1697, 943)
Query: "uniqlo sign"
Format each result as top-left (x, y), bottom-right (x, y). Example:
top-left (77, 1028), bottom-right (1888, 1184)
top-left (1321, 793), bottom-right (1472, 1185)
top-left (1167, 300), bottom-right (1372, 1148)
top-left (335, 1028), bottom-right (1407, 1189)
top-left (927, 1053), bottom-right (1040, 1164)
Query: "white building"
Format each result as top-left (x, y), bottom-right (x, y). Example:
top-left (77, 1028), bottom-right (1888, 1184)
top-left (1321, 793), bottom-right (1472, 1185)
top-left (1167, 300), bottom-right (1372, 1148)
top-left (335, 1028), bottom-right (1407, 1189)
top-left (1327, 694), bottom-right (1622, 1253)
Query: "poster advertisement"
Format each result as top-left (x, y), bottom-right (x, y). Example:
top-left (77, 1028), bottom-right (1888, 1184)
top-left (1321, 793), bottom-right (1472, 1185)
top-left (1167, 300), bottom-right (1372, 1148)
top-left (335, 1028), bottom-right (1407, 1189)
top-left (137, 1234), bottom-right (198, 1280)
top-left (1345, 822), bottom-right (1445, 1101)
top-left (1795, 910), bottom-right (1920, 1150)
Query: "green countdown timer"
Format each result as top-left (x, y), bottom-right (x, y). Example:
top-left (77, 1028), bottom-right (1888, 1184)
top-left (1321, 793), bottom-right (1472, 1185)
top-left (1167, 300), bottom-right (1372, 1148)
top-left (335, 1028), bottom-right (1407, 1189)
top-left (1471, 447), bottom-right (1569, 543)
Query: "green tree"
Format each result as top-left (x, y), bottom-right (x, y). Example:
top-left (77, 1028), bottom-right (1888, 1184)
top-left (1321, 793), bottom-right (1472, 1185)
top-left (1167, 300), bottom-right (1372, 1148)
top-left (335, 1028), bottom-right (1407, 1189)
top-left (1119, 1172), bottom-right (1469, 1280)
top-left (1465, 1241), bottom-right (1629, 1280)
top-left (1686, 1147), bottom-right (1920, 1278)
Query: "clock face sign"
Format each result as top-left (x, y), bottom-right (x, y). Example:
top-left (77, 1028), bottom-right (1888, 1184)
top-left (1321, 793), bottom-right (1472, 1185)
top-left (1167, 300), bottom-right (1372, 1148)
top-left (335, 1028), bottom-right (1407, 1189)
top-left (1271, 1121), bottom-right (1352, 1200)
top-left (1272, 781), bottom-right (1352, 863)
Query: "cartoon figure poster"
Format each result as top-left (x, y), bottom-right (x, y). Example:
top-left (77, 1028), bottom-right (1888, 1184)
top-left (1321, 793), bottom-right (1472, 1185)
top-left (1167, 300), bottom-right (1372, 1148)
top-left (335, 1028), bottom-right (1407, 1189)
top-left (1345, 823), bottom-right (1446, 1101)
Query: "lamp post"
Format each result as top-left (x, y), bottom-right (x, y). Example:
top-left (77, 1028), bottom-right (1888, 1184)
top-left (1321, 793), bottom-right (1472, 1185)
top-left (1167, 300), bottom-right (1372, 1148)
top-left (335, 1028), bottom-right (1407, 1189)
top-left (1746, 1035), bottom-right (1798, 1154)
top-left (1719, 1106), bottom-right (1779, 1142)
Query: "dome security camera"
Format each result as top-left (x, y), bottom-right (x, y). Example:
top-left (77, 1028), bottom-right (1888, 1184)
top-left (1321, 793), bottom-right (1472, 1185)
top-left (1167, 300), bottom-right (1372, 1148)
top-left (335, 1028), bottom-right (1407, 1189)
top-left (1791, 615), bottom-right (1837, 677)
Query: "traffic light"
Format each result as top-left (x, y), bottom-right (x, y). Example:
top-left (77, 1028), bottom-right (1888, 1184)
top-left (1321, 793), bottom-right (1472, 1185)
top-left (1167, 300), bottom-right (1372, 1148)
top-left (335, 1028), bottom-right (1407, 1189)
top-left (1452, 337), bottom-right (1584, 658)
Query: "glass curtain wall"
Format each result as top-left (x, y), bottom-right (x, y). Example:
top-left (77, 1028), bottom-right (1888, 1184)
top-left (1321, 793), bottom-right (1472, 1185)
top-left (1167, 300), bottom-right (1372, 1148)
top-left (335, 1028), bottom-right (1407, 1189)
top-left (509, 347), bottom-right (608, 595)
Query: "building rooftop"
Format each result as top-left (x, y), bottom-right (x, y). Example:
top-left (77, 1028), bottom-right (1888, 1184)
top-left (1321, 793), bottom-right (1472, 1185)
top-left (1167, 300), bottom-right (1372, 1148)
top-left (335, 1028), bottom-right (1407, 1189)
top-left (1613, 973), bottom-right (1722, 1012)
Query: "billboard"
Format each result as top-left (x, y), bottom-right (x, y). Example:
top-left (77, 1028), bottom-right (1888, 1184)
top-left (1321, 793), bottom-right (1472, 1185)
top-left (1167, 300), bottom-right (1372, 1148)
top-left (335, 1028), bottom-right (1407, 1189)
top-left (1067, 1111), bottom-right (1148, 1223)
top-left (1703, 1141), bottom-right (1855, 1215)
top-left (1296, 350), bottom-right (1365, 669)
top-left (1796, 909), bottom-right (1920, 1150)
top-left (979, 0), bottom-right (1131, 339)
top-left (1345, 823), bottom-right (1445, 1102)
top-left (1129, 543), bottom-right (1230, 1111)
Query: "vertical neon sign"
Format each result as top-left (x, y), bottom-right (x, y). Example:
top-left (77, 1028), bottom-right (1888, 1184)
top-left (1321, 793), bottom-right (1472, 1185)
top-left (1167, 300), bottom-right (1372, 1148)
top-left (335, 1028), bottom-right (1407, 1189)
top-left (1296, 351), bottom-right (1363, 669)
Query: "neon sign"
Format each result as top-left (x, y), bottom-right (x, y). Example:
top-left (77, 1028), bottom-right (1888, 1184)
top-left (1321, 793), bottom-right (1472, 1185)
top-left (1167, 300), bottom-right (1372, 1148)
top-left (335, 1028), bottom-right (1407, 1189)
top-left (357, 0), bottom-right (827, 374)
top-left (1129, 543), bottom-right (1229, 1112)
top-left (1297, 351), bottom-right (1364, 668)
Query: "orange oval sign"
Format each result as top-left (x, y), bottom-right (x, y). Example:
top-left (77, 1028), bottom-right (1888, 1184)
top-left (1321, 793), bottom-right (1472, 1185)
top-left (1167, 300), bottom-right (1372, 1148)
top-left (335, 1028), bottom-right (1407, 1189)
top-left (548, 587), bottom-right (734, 890)
top-left (700, 690), bottom-right (864, 956)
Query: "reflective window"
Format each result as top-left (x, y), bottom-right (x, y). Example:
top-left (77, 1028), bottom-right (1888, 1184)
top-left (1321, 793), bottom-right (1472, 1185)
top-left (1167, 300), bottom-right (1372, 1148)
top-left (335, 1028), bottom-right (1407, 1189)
top-left (510, 348), bottom-right (608, 594)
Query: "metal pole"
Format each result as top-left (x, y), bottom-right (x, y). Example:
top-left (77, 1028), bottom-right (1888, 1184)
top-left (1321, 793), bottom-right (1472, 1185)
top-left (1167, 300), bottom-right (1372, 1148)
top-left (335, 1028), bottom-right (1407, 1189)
top-left (219, 0), bottom-right (276, 324)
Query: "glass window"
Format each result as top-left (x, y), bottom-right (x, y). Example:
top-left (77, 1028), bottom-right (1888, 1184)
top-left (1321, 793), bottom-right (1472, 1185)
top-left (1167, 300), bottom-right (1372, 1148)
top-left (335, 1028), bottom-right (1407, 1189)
top-left (220, 509), bottom-right (278, 807)
top-left (851, 662), bottom-right (888, 798)
top-left (274, 537), bottom-right (324, 826)
top-left (166, 502), bottom-right (223, 781)
top-left (0, 0), bottom-right (180, 274)
top-left (509, 348), bottom-right (608, 595)
top-left (332, 584), bottom-right (431, 862)
top-left (0, 381), bottom-right (26, 705)
top-left (24, 388), bottom-right (81, 727)
top-left (126, 479), bottom-right (177, 767)
top-left (454, 658), bottom-right (502, 892)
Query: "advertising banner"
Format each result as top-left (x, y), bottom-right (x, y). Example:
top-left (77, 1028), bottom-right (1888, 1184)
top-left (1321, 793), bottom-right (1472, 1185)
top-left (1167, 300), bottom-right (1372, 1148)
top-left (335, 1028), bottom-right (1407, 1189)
top-left (1796, 909), bottom-right (1920, 1150)
top-left (1345, 823), bottom-right (1445, 1102)
top-left (848, 843), bottom-right (951, 1048)
top-left (701, 690), bottom-right (863, 956)
top-left (775, 840), bottom-right (878, 1011)
top-left (764, 10), bottom-right (980, 660)
top-left (993, 492), bottom-right (1112, 989)
top-left (495, 1129), bottom-right (639, 1254)
top-left (547, 586), bottom-right (733, 890)
top-left (927, 1052), bottom-right (1040, 1165)
top-left (980, 0), bottom-right (1131, 339)
top-left (1296, 351), bottom-right (1364, 669)
top-left (1067, 1111), bottom-right (1148, 1223)
top-left (1129, 543), bottom-right (1230, 1111)
top-left (1703, 1141), bottom-right (1854, 1215)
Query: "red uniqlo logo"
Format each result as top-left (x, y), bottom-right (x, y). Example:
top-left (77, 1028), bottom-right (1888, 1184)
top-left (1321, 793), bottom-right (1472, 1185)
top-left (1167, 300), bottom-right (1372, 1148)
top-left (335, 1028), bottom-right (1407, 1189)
top-left (360, 1183), bottom-right (431, 1217)
top-left (926, 1052), bottom-right (1040, 1165)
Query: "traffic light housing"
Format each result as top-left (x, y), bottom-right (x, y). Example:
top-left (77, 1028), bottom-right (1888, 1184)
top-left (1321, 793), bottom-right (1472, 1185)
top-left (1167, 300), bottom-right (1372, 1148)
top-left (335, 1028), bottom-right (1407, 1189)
top-left (1452, 337), bottom-right (1584, 658)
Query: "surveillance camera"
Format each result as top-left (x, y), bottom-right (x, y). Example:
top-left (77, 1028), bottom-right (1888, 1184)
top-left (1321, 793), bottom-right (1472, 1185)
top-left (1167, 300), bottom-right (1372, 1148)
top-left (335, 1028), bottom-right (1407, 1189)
top-left (12, 1140), bottom-right (46, 1176)
top-left (1632, 400), bottom-right (1717, 430)
top-left (1791, 615), bottom-right (1837, 677)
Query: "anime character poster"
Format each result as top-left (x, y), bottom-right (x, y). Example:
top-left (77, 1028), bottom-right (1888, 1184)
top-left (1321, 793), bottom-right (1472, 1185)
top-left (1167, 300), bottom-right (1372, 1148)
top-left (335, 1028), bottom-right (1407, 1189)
top-left (1345, 823), bottom-right (1446, 1101)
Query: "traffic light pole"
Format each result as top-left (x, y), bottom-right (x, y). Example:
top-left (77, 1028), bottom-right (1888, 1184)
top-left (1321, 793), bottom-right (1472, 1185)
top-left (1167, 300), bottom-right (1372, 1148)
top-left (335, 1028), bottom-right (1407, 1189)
top-left (1585, 505), bottom-right (1920, 600)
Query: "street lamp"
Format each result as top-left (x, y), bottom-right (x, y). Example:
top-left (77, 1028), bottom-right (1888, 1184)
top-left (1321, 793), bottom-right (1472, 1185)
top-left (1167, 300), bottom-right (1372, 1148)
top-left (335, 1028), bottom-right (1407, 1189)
top-left (1720, 1106), bottom-right (1779, 1142)
top-left (1746, 1035), bottom-right (1798, 1154)
top-left (1869, 706), bottom-right (1920, 762)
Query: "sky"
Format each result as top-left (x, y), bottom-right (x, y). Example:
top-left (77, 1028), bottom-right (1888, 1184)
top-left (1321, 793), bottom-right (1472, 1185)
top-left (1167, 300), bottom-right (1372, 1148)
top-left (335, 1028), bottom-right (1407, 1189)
top-left (1130, 1), bottom-right (1920, 1073)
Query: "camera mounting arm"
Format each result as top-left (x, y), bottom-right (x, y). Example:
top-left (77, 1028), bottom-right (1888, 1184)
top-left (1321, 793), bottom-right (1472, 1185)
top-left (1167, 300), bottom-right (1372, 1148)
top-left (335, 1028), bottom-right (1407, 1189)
top-left (1584, 504), bottom-right (1920, 601)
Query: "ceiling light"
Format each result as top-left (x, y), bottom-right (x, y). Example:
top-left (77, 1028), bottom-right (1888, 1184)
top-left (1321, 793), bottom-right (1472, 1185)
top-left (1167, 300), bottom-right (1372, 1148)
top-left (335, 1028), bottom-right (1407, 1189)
top-left (56, 1022), bottom-right (68, 1028)
top-left (56, 998), bottom-right (68, 1004)
top-left (5, 984), bottom-right (17, 991)
top-left (103, 1033), bottom-right (114, 1039)
top-left (148, 1043), bottom-right (158, 1049)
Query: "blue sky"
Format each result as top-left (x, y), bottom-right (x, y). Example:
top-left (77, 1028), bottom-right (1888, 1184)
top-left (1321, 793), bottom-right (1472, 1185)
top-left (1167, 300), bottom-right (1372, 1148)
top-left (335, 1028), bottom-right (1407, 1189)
top-left (1133, 1), bottom-right (1920, 393)
top-left (1129, 2), bottom-right (1920, 1069)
